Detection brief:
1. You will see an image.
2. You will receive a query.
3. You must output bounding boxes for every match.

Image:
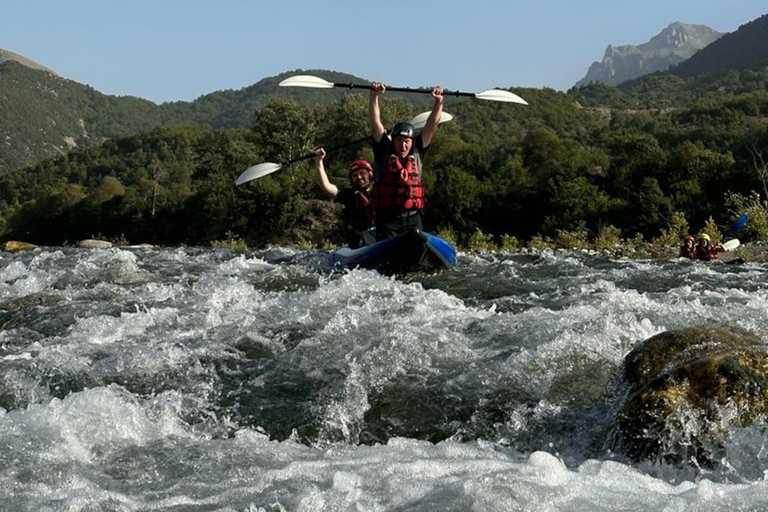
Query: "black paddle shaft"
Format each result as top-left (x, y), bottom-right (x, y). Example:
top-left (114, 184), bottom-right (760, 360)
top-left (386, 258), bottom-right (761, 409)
top-left (333, 82), bottom-right (475, 99)
top-left (283, 136), bottom-right (368, 166)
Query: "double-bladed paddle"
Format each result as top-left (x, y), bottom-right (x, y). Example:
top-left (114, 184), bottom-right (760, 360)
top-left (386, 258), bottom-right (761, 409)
top-left (730, 213), bottom-right (749, 234)
top-left (235, 111), bottom-right (454, 186)
top-left (279, 74), bottom-right (528, 105)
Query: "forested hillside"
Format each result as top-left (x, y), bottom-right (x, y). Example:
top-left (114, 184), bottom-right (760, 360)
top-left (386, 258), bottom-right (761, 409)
top-left (3, 12), bottom-right (768, 250)
top-left (2, 82), bottom-right (768, 249)
top-left (0, 62), bottom-right (419, 172)
top-left (673, 13), bottom-right (768, 78)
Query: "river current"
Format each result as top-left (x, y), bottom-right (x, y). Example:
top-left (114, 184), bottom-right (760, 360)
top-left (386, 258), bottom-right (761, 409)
top-left (2, 246), bottom-right (768, 511)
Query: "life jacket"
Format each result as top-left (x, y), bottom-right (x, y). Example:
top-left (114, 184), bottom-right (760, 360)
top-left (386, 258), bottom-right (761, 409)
top-left (372, 154), bottom-right (425, 211)
top-left (345, 189), bottom-right (374, 233)
top-left (696, 244), bottom-right (720, 261)
top-left (679, 246), bottom-right (696, 259)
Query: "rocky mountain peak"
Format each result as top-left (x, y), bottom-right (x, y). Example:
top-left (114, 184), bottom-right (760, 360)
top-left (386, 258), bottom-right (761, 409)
top-left (575, 22), bottom-right (723, 88)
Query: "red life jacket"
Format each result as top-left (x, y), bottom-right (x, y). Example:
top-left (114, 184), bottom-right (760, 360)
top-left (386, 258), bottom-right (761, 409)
top-left (695, 244), bottom-right (720, 261)
top-left (372, 154), bottom-right (425, 211)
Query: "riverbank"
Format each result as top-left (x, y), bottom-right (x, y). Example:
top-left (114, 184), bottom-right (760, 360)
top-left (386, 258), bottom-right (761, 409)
top-left (2, 237), bottom-right (764, 263)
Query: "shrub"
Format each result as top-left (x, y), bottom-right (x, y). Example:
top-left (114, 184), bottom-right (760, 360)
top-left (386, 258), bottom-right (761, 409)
top-left (211, 231), bottom-right (248, 251)
top-left (465, 229), bottom-right (497, 252)
top-left (653, 211), bottom-right (689, 247)
top-left (725, 191), bottom-right (768, 242)
top-left (554, 224), bottom-right (589, 250)
top-left (528, 235), bottom-right (554, 251)
top-left (593, 225), bottom-right (622, 251)
top-left (500, 234), bottom-right (521, 252)
top-left (436, 225), bottom-right (459, 247)
top-left (699, 216), bottom-right (723, 244)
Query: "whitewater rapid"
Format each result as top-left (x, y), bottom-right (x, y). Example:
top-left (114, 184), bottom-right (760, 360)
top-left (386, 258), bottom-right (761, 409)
top-left (2, 246), bottom-right (768, 511)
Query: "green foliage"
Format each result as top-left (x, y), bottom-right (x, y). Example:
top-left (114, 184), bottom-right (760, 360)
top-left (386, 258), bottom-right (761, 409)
top-left (593, 225), bottom-right (622, 251)
top-left (700, 216), bottom-right (723, 244)
top-left (0, 64), bottom-right (384, 172)
top-left (554, 224), bottom-right (589, 250)
top-left (500, 234), bottom-right (521, 251)
top-left (464, 229), bottom-right (496, 252)
top-left (673, 14), bottom-right (768, 79)
top-left (527, 235), bottom-right (554, 251)
top-left (4, 60), bottom-right (768, 251)
top-left (725, 192), bottom-right (768, 241)
top-left (435, 226), bottom-right (459, 248)
top-left (211, 231), bottom-right (248, 252)
top-left (653, 211), bottom-right (690, 247)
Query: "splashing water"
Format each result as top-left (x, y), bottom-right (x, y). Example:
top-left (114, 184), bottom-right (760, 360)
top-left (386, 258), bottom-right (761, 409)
top-left (2, 246), bottom-right (768, 510)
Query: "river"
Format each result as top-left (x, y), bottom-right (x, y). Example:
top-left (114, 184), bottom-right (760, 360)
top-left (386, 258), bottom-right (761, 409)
top-left (1, 246), bottom-right (768, 511)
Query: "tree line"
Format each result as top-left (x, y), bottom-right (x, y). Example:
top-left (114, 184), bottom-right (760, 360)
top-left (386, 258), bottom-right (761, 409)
top-left (1, 79), bottom-right (768, 249)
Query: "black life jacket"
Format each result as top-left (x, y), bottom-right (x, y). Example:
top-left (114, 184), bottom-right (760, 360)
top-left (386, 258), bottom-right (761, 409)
top-left (372, 154), bottom-right (425, 211)
top-left (345, 190), bottom-right (374, 232)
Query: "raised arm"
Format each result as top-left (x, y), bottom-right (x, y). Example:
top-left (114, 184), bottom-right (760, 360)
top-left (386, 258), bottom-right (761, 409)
top-left (314, 148), bottom-right (338, 198)
top-left (420, 86), bottom-right (444, 148)
top-left (369, 82), bottom-right (386, 143)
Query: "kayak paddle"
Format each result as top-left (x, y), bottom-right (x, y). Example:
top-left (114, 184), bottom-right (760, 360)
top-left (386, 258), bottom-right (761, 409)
top-left (730, 213), bottom-right (749, 234)
top-left (279, 74), bottom-right (528, 105)
top-left (235, 111), bottom-right (454, 186)
top-left (718, 213), bottom-right (748, 251)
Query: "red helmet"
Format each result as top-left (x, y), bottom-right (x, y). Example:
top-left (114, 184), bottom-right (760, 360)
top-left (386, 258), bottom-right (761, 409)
top-left (348, 159), bottom-right (373, 177)
top-left (685, 235), bottom-right (695, 242)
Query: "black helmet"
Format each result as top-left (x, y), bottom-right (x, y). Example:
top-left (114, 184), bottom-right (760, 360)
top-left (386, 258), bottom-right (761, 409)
top-left (391, 121), bottom-right (415, 138)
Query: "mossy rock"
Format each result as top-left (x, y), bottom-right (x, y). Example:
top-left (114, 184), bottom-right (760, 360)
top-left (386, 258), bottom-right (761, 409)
top-left (608, 326), bottom-right (768, 465)
top-left (2, 241), bottom-right (38, 252)
top-left (622, 325), bottom-right (761, 390)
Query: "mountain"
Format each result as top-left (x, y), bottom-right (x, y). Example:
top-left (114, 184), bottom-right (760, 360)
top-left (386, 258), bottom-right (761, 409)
top-left (575, 22), bottom-right (724, 87)
top-left (0, 48), bottom-right (57, 75)
top-left (672, 13), bottom-right (768, 78)
top-left (0, 53), bottom-right (372, 172)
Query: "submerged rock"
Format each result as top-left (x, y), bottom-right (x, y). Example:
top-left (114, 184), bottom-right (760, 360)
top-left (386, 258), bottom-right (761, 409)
top-left (3, 293), bottom-right (64, 312)
top-left (606, 326), bottom-right (768, 465)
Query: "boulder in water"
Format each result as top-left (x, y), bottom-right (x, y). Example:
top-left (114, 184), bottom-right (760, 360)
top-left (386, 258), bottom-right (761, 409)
top-left (2, 241), bottom-right (38, 252)
top-left (78, 239), bottom-right (113, 249)
top-left (606, 326), bottom-right (768, 465)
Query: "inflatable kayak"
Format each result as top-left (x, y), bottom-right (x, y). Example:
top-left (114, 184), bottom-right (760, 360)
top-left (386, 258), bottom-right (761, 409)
top-left (332, 229), bottom-right (457, 274)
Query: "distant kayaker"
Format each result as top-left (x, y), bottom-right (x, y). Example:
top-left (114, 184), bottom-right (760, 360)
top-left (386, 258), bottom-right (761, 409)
top-left (313, 148), bottom-right (376, 248)
top-left (369, 81), bottom-right (444, 240)
top-left (695, 233), bottom-right (725, 261)
top-left (679, 235), bottom-right (696, 259)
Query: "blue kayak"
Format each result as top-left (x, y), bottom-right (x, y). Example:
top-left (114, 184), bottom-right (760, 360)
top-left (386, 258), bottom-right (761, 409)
top-left (332, 229), bottom-right (457, 274)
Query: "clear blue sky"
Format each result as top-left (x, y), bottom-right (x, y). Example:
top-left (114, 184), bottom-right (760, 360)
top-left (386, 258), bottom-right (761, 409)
top-left (1, 0), bottom-right (765, 104)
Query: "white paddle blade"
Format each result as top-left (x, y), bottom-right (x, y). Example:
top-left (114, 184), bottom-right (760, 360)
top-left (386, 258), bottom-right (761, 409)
top-left (475, 89), bottom-right (528, 104)
top-left (722, 239), bottom-right (740, 251)
top-left (235, 163), bottom-right (282, 186)
top-left (409, 111), bottom-right (454, 130)
top-left (279, 75), bottom-right (335, 88)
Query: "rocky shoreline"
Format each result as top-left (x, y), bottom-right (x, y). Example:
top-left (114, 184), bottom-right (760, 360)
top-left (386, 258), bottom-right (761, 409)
top-left (2, 238), bottom-right (766, 263)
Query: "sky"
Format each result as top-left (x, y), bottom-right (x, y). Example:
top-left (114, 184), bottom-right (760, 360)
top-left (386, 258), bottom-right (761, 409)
top-left (1, 0), bottom-right (766, 104)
